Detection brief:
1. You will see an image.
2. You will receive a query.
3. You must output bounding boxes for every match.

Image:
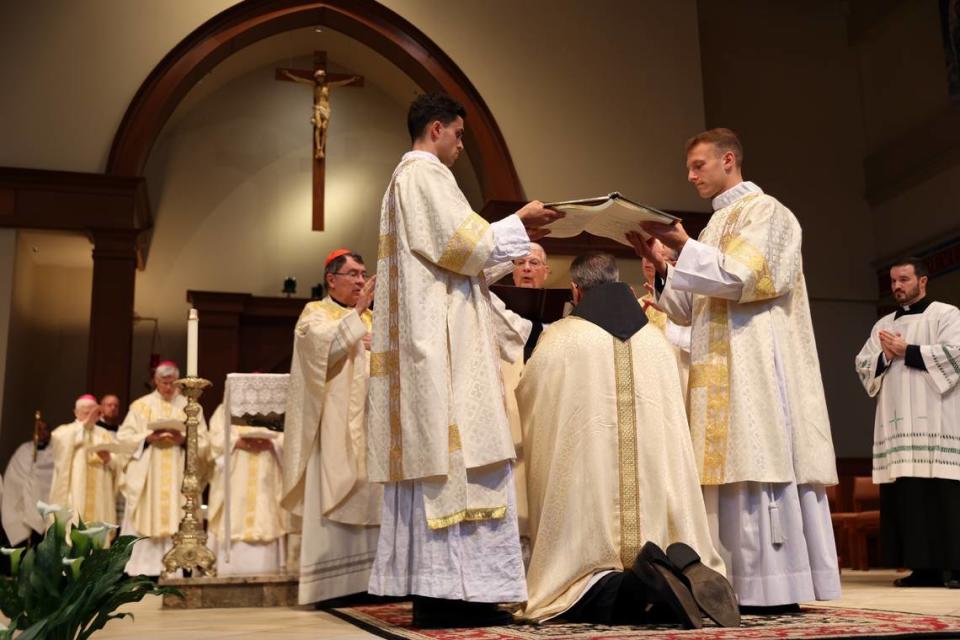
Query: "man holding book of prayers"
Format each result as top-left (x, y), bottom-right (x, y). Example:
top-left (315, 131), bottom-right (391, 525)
top-left (627, 128), bottom-right (840, 610)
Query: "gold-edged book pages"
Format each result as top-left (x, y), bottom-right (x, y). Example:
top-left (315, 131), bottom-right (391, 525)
top-left (544, 192), bottom-right (679, 245)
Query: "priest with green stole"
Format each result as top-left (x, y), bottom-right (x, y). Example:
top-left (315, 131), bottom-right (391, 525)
top-left (518, 253), bottom-right (733, 628)
top-left (282, 249), bottom-right (382, 605)
top-left (630, 128), bottom-right (840, 609)
top-left (118, 361), bottom-right (211, 576)
top-left (365, 92), bottom-right (561, 628)
top-left (856, 258), bottom-right (960, 589)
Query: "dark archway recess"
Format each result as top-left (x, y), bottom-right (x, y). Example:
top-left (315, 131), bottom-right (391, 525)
top-left (106, 0), bottom-right (525, 203)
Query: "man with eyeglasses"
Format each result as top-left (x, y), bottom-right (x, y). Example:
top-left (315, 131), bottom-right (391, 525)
top-left (512, 243), bottom-right (551, 289)
top-left (282, 248), bottom-right (383, 605)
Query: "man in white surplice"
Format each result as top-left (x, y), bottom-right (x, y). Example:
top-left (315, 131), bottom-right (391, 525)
top-left (855, 258), bottom-right (960, 589)
top-left (628, 128), bottom-right (840, 608)
top-left (2, 418), bottom-right (54, 547)
top-left (118, 361), bottom-right (211, 576)
top-left (366, 92), bottom-right (562, 628)
top-left (282, 249), bottom-right (382, 605)
top-left (208, 403), bottom-right (289, 577)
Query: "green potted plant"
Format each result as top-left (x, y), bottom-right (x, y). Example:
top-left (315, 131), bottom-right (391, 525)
top-left (0, 502), bottom-right (181, 639)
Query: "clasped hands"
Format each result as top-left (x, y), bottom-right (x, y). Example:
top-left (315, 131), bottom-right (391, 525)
top-left (878, 330), bottom-right (907, 361)
top-left (625, 222), bottom-right (690, 276)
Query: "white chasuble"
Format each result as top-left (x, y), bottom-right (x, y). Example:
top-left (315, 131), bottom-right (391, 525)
top-left (117, 391), bottom-right (210, 539)
top-left (658, 184), bottom-right (837, 486)
top-left (367, 151), bottom-right (521, 524)
top-left (2, 442), bottom-right (55, 545)
top-left (49, 421), bottom-right (121, 527)
top-left (283, 297), bottom-right (382, 603)
top-left (855, 300), bottom-right (960, 483)
top-left (518, 317), bottom-right (724, 622)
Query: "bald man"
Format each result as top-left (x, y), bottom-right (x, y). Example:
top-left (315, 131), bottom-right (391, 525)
top-left (512, 243), bottom-right (551, 289)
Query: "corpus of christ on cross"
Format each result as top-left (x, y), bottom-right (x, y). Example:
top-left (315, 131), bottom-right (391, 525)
top-left (276, 51), bottom-right (364, 231)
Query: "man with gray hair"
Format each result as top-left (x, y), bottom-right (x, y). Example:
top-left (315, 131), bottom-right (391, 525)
top-left (517, 252), bottom-right (734, 628)
top-left (118, 361), bottom-right (211, 575)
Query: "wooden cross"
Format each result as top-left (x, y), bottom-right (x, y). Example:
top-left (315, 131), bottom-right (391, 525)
top-left (276, 51), bottom-right (364, 231)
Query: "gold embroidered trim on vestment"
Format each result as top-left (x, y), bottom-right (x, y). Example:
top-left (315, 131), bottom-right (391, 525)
top-left (613, 337), bottom-right (641, 568)
top-left (370, 351), bottom-right (398, 377)
top-left (426, 505), bottom-right (508, 530)
top-left (724, 236), bottom-right (776, 300)
top-left (378, 234), bottom-right (395, 260)
top-left (437, 213), bottom-right (489, 273)
top-left (386, 187), bottom-right (403, 481)
top-left (242, 449), bottom-right (261, 539)
top-left (448, 424), bottom-right (462, 452)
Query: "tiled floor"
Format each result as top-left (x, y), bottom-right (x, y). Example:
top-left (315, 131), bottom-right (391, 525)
top-left (9, 570), bottom-right (960, 639)
top-left (91, 570), bottom-right (960, 639)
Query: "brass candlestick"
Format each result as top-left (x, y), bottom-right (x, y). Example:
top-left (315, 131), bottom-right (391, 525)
top-left (161, 376), bottom-right (217, 578)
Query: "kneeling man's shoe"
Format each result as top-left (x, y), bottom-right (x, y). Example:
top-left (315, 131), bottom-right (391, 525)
top-left (666, 542), bottom-right (740, 627)
top-left (633, 542), bottom-right (702, 629)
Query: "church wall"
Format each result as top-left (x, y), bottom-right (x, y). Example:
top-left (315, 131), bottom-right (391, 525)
top-left (697, 1), bottom-right (878, 458)
top-left (853, 1), bottom-right (960, 262)
top-left (0, 235), bottom-right (92, 470)
top-left (855, 0), bottom-right (951, 157)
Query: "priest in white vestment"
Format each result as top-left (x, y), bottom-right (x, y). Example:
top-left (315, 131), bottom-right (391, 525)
top-left (366, 92), bottom-right (561, 628)
top-left (518, 253), bottom-right (732, 627)
top-left (629, 128), bottom-right (840, 608)
top-left (208, 404), bottom-right (288, 577)
top-left (282, 249), bottom-right (382, 604)
top-left (48, 395), bottom-right (122, 530)
top-left (118, 361), bottom-right (210, 575)
top-left (2, 420), bottom-right (54, 546)
top-left (855, 258), bottom-right (960, 589)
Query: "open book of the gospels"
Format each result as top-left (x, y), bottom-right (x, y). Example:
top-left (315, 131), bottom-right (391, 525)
top-left (544, 192), bottom-right (679, 246)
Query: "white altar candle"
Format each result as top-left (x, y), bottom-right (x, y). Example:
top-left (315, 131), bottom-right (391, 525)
top-left (187, 308), bottom-right (199, 377)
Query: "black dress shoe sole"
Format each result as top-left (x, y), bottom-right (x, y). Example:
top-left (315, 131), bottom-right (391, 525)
top-left (667, 542), bottom-right (740, 628)
top-left (637, 542), bottom-right (703, 629)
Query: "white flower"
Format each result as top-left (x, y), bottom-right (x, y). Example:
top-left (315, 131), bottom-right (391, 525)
top-left (0, 547), bottom-right (23, 556)
top-left (37, 500), bottom-right (66, 519)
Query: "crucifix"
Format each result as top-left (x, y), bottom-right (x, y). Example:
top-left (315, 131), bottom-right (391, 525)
top-left (276, 51), bottom-right (364, 231)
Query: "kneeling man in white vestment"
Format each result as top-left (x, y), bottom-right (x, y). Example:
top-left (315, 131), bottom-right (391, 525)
top-left (118, 361), bottom-right (211, 575)
top-left (282, 249), bottom-right (382, 605)
top-left (49, 394), bottom-right (122, 531)
top-left (208, 404), bottom-right (289, 576)
top-left (366, 92), bottom-right (561, 628)
top-left (630, 128), bottom-right (840, 608)
top-left (518, 253), bottom-right (735, 628)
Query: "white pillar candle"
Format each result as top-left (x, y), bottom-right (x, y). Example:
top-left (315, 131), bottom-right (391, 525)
top-left (187, 308), bottom-right (199, 377)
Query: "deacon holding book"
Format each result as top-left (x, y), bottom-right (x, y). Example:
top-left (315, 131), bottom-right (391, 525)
top-left (855, 258), bottom-right (960, 589)
top-left (628, 128), bottom-right (840, 608)
top-left (118, 360), bottom-right (211, 576)
top-left (48, 395), bottom-right (122, 528)
top-left (282, 249), bottom-right (382, 604)
top-left (366, 92), bottom-right (561, 627)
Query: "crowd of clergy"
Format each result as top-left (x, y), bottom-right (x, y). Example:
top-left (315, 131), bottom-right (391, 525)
top-left (1, 92), bottom-right (958, 630)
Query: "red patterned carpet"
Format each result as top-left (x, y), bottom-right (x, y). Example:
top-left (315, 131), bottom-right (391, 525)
top-left (326, 601), bottom-right (960, 640)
